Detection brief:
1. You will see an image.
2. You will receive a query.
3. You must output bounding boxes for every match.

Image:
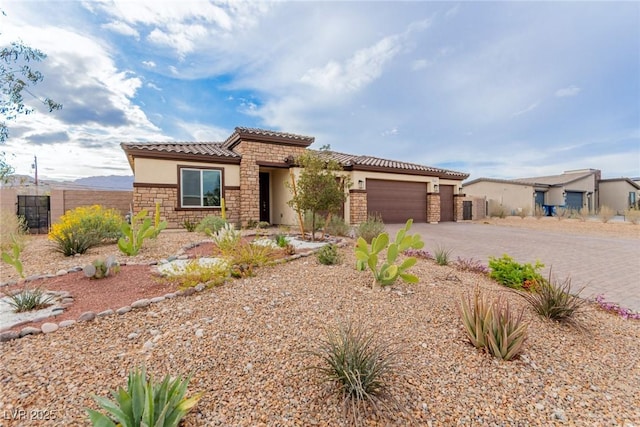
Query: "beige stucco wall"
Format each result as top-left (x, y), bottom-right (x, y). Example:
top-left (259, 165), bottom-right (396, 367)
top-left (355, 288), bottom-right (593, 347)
top-left (599, 181), bottom-right (639, 213)
top-left (134, 158), bottom-right (240, 186)
top-left (463, 181), bottom-right (535, 215)
top-left (0, 188), bottom-right (17, 214)
top-left (351, 170), bottom-right (441, 193)
top-left (564, 175), bottom-right (597, 193)
top-left (546, 187), bottom-right (565, 206)
top-left (268, 168), bottom-right (298, 226)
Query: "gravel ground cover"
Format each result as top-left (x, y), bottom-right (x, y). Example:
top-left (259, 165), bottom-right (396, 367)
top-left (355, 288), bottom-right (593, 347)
top-left (0, 223), bottom-right (639, 426)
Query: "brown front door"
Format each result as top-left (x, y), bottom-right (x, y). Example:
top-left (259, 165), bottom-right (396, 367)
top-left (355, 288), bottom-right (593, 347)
top-left (439, 184), bottom-right (454, 222)
top-left (259, 172), bottom-right (270, 223)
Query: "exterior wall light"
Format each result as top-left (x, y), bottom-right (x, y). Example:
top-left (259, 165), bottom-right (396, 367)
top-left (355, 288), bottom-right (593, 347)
top-left (358, 180), bottom-right (364, 190)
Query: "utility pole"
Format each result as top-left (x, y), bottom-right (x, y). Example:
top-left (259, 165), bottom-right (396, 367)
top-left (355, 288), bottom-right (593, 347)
top-left (32, 155), bottom-right (38, 193)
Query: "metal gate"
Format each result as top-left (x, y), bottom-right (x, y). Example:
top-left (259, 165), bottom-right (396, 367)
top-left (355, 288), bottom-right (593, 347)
top-left (17, 195), bottom-right (50, 234)
top-left (463, 201), bottom-right (473, 220)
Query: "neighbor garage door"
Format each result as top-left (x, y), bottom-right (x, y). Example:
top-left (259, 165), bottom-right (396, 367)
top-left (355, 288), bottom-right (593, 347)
top-left (366, 179), bottom-right (427, 223)
top-left (565, 191), bottom-right (583, 210)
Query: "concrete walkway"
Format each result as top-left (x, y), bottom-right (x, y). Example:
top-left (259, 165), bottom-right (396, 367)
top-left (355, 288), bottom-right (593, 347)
top-left (385, 222), bottom-right (640, 312)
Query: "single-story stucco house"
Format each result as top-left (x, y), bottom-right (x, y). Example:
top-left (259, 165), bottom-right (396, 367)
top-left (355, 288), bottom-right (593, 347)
top-left (121, 127), bottom-right (469, 228)
top-left (463, 168), bottom-right (640, 216)
top-left (599, 178), bottom-right (640, 214)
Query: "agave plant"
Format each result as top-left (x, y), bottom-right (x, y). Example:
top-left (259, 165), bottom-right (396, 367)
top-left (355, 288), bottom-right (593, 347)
top-left (86, 366), bottom-right (202, 427)
top-left (460, 287), bottom-right (528, 361)
top-left (459, 286), bottom-right (493, 349)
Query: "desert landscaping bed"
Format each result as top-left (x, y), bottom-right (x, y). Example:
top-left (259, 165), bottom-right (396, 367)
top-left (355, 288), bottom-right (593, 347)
top-left (0, 223), bottom-right (639, 426)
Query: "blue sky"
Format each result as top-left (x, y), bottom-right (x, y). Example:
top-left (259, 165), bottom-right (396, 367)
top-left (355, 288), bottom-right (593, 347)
top-left (1, 1), bottom-right (638, 181)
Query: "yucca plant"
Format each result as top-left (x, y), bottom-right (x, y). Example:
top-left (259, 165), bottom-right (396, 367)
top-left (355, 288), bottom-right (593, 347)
top-left (307, 322), bottom-right (398, 425)
top-left (519, 273), bottom-right (586, 327)
top-left (485, 298), bottom-right (528, 361)
top-left (87, 366), bottom-right (202, 427)
top-left (3, 286), bottom-right (55, 313)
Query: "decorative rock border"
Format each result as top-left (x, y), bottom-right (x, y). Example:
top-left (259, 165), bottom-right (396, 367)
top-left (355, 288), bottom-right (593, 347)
top-left (0, 237), bottom-right (349, 343)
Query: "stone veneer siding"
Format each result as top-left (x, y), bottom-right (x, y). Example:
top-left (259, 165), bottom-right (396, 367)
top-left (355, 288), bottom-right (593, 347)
top-left (133, 185), bottom-right (240, 229)
top-left (454, 194), bottom-right (465, 222)
top-left (427, 193), bottom-right (441, 223)
top-left (234, 141), bottom-right (307, 226)
top-left (349, 190), bottom-right (368, 225)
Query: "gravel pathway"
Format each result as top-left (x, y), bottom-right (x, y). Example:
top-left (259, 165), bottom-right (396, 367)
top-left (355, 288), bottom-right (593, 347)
top-left (1, 247), bottom-right (639, 426)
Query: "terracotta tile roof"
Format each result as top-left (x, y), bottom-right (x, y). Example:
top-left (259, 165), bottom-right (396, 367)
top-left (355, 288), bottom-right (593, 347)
top-left (320, 150), bottom-right (469, 178)
top-left (121, 142), bottom-right (240, 159)
top-left (222, 127), bottom-right (315, 149)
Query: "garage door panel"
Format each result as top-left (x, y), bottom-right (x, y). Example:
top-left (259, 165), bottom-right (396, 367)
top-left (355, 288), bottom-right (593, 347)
top-left (366, 179), bottom-right (427, 223)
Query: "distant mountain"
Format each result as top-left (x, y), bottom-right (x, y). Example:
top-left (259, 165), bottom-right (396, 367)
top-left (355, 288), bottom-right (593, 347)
top-left (72, 175), bottom-right (134, 190)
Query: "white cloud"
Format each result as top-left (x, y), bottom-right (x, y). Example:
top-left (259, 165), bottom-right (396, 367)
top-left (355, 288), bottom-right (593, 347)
top-left (555, 85), bottom-right (582, 97)
top-left (142, 60), bottom-right (156, 68)
top-left (102, 21), bottom-right (139, 38)
top-left (300, 33), bottom-right (405, 93)
top-left (146, 82), bottom-right (162, 91)
top-left (411, 59), bottom-right (432, 71)
top-left (174, 121), bottom-right (230, 142)
top-left (512, 102), bottom-right (540, 117)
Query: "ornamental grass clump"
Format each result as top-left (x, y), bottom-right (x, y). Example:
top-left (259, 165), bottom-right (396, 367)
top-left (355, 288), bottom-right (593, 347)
top-left (459, 287), bottom-right (528, 361)
top-left (87, 366), bottom-right (202, 427)
top-left (209, 223), bottom-right (241, 255)
top-left (2, 286), bottom-right (55, 313)
top-left (355, 213), bottom-right (385, 243)
top-left (307, 321), bottom-right (399, 425)
top-left (433, 244), bottom-right (452, 266)
top-left (519, 273), bottom-right (587, 328)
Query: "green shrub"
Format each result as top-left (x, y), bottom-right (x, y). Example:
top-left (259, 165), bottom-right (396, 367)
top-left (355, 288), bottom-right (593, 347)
top-left (488, 254), bottom-right (544, 290)
top-left (87, 366), bottom-right (202, 427)
top-left (355, 213), bottom-right (385, 244)
top-left (49, 205), bottom-right (124, 256)
top-left (181, 219), bottom-right (198, 232)
top-left (433, 244), bottom-right (452, 266)
top-left (274, 234), bottom-right (288, 248)
top-left (317, 243), bottom-right (341, 265)
top-left (460, 287), bottom-right (528, 361)
top-left (325, 216), bottom-right (351, 237)
top-left (307, 321), bottom-right (398, 424)
top-left (195, 215), bottom-right (228, 234)
top-left (519, 273), bottom-right (586, 327)
top-left (3, 286), bottom-right (55, 313)
top-left (163, 258), bottom-right (230, 289)
top-left (83, 256), bottom-right (120, 279)
top-left (118, 209), bottom-right (166, 256)
top-left (355, 219), bottom-right (424, 287)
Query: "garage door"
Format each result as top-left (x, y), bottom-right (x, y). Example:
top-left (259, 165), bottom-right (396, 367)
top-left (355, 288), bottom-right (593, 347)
top-left (366, 179), bottom-right (427, 223)
top-left (565, 191), bottom-right (583, 210)
top-left (440, 184), bottom-right (455, 222)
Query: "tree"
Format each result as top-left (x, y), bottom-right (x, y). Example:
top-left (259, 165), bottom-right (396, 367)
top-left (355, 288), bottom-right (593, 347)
top-left (1, 18), bottom-right (62, 180)
top-left (287, 147), bottom-right (350, 241)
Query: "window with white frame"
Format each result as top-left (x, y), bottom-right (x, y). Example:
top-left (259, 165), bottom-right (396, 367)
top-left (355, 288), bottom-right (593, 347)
top-left (180, 168), bottom-right (222, 208)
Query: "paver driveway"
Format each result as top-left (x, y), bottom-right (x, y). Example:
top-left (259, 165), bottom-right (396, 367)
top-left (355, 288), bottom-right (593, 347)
top-left (385, 222), bottom-right (640, 312)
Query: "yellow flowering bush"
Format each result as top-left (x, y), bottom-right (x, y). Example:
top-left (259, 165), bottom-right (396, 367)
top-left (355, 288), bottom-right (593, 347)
top-left (49, 205), bottom-right (124, 256)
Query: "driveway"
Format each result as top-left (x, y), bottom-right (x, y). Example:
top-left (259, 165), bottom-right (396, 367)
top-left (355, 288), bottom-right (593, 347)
top-left (385, 222), bottom-right (640, 312)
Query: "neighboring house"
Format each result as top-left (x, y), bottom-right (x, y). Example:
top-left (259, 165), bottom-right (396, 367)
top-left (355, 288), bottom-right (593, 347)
top-left (599, 178), bottom-right (640, 213)
top-left (463, 169), bottom-right (601, 216)
top-left (121, 127), bottom-right (469, 228)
